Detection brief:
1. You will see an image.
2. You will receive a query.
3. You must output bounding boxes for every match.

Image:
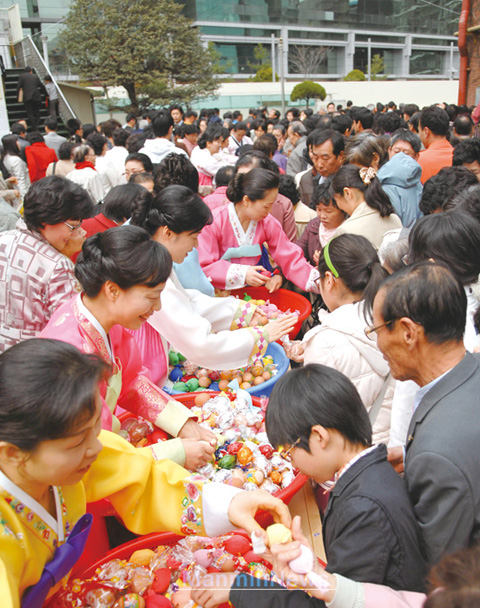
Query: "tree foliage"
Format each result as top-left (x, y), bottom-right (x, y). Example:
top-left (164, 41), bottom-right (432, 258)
top-left (248, 44), bottom-right (278, 82)
top-left (343, 69), bottom-right (366, 81)
top-left (370, 54), bottom-right (387, 80)
top-left (290, 81), bottom-right (326, 107)
top-left (289, 45), bottom-right (330, 78)
top-left (58, 0), bottom-right (222, 111)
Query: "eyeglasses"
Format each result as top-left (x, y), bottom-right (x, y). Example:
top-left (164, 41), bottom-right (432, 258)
top-left (364, 320), bottom-right (395, 339)
top-left (63, 220), bottom-right (83, 232)
top-left (280, 438), bottom-right (301, 462)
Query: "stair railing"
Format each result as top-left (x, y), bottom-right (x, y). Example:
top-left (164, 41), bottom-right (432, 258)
top-left (14, 35), bottom-right (76, 122)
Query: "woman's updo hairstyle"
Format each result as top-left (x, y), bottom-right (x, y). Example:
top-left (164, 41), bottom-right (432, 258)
top-left (318, 233), bottom-right (388, 316)
top-left (0, 339), bottom-right (109, 452)
top-left (131, 184), bottom-right (212, 235)
top-left (227, 168), bottom-right (279, 204)
top-left (197, 124), bottom-right (224, 150)
top-left (75, 225), bottom-right (172, 297)
top-left (330, 164), bottom-right (395, 217)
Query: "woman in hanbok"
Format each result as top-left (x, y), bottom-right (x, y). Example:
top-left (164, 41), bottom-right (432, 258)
top-left (130, 185), bottom-right (297, 385)
top-left (197, 168), bottom-right (319, 292)
top-left (41, 226), bottom-right (215, 470)
top-left (0, 338), bottom-right (290, 608)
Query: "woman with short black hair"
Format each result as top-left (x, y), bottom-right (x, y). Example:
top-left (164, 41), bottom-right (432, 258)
top-left (0, 176), bottom-right (91, 351)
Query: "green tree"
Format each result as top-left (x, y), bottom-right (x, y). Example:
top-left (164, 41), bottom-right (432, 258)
top-left (343, 69), bottom-right (366, 81)
top-left (290, 81), bottom-right (326, 107)
top-left (371, 54), bottom-right (387, 80)
top-left (248, 44), bottom-right (278, 82)
top-left (58, 0), bottom-right (222, 112)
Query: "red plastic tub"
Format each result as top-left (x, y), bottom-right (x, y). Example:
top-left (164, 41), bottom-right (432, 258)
top-left (229, 287), bottom-right (312, 339)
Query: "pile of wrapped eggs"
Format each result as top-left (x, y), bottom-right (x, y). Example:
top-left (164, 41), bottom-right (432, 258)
top-left (168, 353), bottom-right (277, 392)
top-left (193, 394), bottom-right (296, 492)
top-left (119, 393), bottom-right (296, 493)
top-left (51, 531), bottom-right (277, 608)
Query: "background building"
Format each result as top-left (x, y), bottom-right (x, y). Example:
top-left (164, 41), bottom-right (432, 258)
top-left (184, 0), bottom-right (461, 80)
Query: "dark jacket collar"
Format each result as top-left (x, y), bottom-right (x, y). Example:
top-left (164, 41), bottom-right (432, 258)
top-left (406, 352), bottom-right (480, 451)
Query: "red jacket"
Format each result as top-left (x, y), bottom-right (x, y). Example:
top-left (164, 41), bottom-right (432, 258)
top-left (25, 142), bottom-right (57, 182)
top-left (72, 213), bottom-right (117, 262)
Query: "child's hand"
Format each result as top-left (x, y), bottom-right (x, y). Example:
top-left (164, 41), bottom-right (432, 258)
top-left (267, 516), bottom-right (312, 587)
top-left (246, 266), bottom-right (269, 287)
top-left (181, 438), bottom-right (215, 471)
top-left (250, 308), bottom-right (268, 327)
top-left (228, 489), bottom-right (291, 534)
top-left (191, 572), bottom-right (236, 608)
top-left (265, 314), bottom-right (298, 343)
top-left (387, 446), bottom-right (404, 475)
top-left (178, 418), bottom-right (216, 443)
top-left (265, 274), bottom-right (283, 293)
top-left (283, 340), bottom-right (305, 362)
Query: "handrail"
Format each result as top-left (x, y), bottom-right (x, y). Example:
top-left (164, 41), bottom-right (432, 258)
top-left (14, 35), bottom-right (76, 121)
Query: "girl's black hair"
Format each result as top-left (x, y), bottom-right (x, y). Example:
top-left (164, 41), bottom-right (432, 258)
top-left (154, 153), bottom-right (199, 194)
top-left (23, 176), bottom-right (93, 231)
top-left (1, 134), bottom-right (21, 157)
top-left (311, 178), bottom-right (346, 213)
top-left (318, 233), bottom-right (388, 316)
top-left (0, 339), bottom-right (109, 452)
top-left (330, 164), bottom-right (395, 217)
top-left (197, 124), bottom-right (224, 150)
top-left (266, 364), bottom-right (372, 452)
top-left (75, 225), bottom-right (172, 297)
top-left (408, 210), bottom-right (480, 286)
top-left (226, 168), bottom-right (279, 203)
top-left (103, 183), bottom-right (151, 224)
top-left (130, 184), bottom-right (212, 235)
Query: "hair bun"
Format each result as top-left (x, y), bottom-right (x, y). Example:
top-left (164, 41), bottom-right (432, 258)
top-left (226, 172), bottom-right (245, 203)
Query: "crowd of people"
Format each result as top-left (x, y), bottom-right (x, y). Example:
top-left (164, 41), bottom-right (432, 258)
top-left (1, 95), bottom-right (480, 607)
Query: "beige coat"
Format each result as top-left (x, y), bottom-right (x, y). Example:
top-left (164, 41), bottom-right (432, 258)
top-left (334, 201), bottom-right (402, 249)
top-left (303, 302), bottom-right (394, 444)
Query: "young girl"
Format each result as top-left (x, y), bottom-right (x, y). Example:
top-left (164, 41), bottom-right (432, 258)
top-left (130, 185), bottom-right (296, 380)
top-left (197, 168), bottom-right (319, 292)
top-left (1, 133), bottom-right (31, 197)
top-left (296, 180), bottom-right (347, 267)
top-left (40, 225), bottom-right (214, 470)
top-left (190, 125), bottom-right (229, 191)
top-left (0, 338), bottom-right (290, 607)
top-left (331, 164), bottom-right (402, 249)
top-left (286, 234), bottom-right (394, 444)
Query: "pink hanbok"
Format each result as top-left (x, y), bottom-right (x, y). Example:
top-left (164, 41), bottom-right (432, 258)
top-left (40, 294), bottom-right (194, 465)
top-left (197, 203), bottom-right (318, 290)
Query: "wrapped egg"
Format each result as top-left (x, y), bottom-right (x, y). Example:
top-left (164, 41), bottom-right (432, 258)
top-left (252, 365), bottom-right (264, 377)
top-left (129, 566), bottom-right (154, 594)
top-left (262, 371), bottom-right (272, 381)
top-left (185, 378), bottom-right (200, 392)
top-left (219, 370), bottom-right (232, 381)
top-left (270, 470), bottom-right (283, 485)
top-left (232, 374), bottom-right (243, 385)
top-left (224, 534), bottom-right (251, 556)
top-left (193, 549), bottom-right (213, 568)
top-left (271, 454), bottom-right (288, 470)
top-left (246, 469), bottom-right (264, 485)
top-left (85, 588), bottom-right (117, 607)
top-left (129, 549), bottom-right (155, 566)
top-left (258, 444), bottom-right (274, 460)
top-left (214, 469), bottom-right (233, 484)
top-left (244, 481), bottom-right (259, 491)
top-left (253, 376), bottom-right (265, 386)
top-left (197, 368), bottom-right (209, 377)
top-left (113, 594), bottom-right (145, 608)
top-left (198, 376), bottom-right (211, 388)
top-left (217, 411), bottom-right (235, 430)
top-left (222, 428), bottom-right (240, 442)
top-left (208, 370), bottom-right (220, 381)
top-left (198, 462), bottom-right (215, 477)
top-left (240, 382), bottom-right (252, 390)
top-left (260, 479), bottom-right (281, 493)
top-left (254, 454), bottom-right (272, 476)
top-left (145, 596), bottom-right (174, 608)
top-left (242, 372), bottom-right (253, 383)
top-left (169, 366), bottom-right (183, 383)
top-left (281, 470), bottom-right (296, 489)
top-left (237, 446), bottom-right (254, 466)
top-left (151, 567), bottom-right (171, 594)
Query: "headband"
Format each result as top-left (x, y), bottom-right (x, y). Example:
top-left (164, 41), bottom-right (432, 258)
top-left (323, 239), bottom-right (339, 278)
